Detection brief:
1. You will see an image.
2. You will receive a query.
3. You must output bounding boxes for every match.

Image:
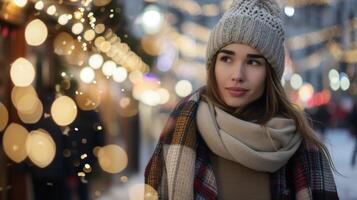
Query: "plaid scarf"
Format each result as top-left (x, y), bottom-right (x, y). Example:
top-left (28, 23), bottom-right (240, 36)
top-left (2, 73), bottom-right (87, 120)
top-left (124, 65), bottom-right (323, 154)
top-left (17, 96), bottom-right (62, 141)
top-left (145, 90), bottom-right (339, 200)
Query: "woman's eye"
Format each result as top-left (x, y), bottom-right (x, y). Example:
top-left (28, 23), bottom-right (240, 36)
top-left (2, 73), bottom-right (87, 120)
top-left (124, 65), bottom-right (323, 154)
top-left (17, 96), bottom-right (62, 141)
top-left (247, 59), bottom-right (262, 66)
top-left (219, 56), bottom-right (232, 63)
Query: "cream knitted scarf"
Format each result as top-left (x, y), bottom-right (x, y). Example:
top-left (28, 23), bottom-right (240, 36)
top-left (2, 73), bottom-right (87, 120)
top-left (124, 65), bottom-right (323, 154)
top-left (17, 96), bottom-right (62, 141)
top-left (197, 101), bottom-right (302, 173)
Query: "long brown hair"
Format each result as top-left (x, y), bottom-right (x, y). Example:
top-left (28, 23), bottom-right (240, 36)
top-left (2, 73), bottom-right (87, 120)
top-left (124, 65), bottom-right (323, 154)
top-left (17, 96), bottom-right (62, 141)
top-left (204, 53), bottom-right (338, 172)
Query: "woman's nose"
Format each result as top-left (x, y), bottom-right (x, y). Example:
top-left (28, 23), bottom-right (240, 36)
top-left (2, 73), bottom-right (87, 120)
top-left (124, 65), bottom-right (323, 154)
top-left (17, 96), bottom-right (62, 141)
top-left (231, 63), bottom-right (245, 82)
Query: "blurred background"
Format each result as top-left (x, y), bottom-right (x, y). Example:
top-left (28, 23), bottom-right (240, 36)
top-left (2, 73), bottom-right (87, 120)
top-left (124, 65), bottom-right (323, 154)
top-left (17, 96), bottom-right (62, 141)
top-left (0, 0), bottom-right (357, 199)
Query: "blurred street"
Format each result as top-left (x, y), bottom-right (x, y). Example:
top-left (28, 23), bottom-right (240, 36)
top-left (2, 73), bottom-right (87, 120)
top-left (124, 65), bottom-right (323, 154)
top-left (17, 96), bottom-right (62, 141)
top-left (1, 0), bottom-right (357, 199)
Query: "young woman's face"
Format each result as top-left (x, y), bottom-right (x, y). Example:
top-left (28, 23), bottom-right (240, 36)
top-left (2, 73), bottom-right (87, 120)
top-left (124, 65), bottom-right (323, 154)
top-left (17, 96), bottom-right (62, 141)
top-left (214, 43), bottom-right (267, 108)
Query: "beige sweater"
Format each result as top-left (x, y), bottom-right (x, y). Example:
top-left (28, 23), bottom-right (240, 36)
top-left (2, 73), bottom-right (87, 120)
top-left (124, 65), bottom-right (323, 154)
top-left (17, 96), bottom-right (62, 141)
top-left (210, 151), bottom-right (271, 200)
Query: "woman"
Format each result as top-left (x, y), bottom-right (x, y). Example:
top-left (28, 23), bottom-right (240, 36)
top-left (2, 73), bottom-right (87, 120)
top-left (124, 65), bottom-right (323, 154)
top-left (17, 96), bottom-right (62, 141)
top-left (145, 0), bottom-right (339, 199)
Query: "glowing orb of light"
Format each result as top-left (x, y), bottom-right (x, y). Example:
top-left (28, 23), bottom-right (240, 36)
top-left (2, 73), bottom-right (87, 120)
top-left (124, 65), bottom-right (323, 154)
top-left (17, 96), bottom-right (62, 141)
top-left (0, 102), bottom-right (9, 131)
top-left (128, 184), bottom-right (158, 200)
top-left (26, 129), bottom-right (56, 168)
top-left (10, 57), bottom-right (35, 87)
top-left (80, 67), bottom-right (95, 83)
top-left (97, 145), bottom-right (128, 174)
top-left (25, 19), bottom-right (48, 46)
top-left (13, 0), bottom-right (27, 7)
top-left (54, 32), bottom-right (75, 55)
top-left (51, 96), bottom-right (77, 126)
top-left (2, 123), bottom-right (28, 163)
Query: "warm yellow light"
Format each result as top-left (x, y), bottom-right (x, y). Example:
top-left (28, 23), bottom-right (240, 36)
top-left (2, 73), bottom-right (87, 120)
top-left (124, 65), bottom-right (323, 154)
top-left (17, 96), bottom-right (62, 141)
top-left (34, 1), bottom-right (44, 10)
top-left (15, 93), bottom-right (38, 113)
top-left (18, 98), bottom-right (43, 124)
top-left (54, 32), bottom-right (75, 55)
top-left (10, 57), bottom-right (35, 87)
top-left (51, 96), bottom-right (78, 126)
top-left (94, 24), bottom-right (105, 34)
top-left (84, 29), bottom-right (95, 41)
top-left (99, 41), bottom-right (111, 53)
top-left (65, 41), bottom-right (88, 66)
top-left (119, 97), bottom-right (131, 108)
top-left (13, 0), bottom-right (28, 7)
top-left (75, 90), bottom-right (100, 110)
top-left (80, 67), bottom-right (95, 83)
top-left (298, 83), bottom-right (314, 102)
top-left (93, 0), bottom-right (111, 7)
top-left (0, 103), bottom-right (9, 131)
top-left (89, 54), bottom-right (103, 69)
top-left (46, 5), bottom-right (57, 15)
top-left (128, 184), bottom-right (158, 200)
top-left (58, 14), bottom-right (70, 25)
top-left (128, 71), bottom-right (143, 84)
top-left (102, 60), bottom-right (117, 76)
top-left (25, 19), bottom-right (48, 46)
top-left (2, 123), bottom-right (28, 163)
top-left (72, 23), bottom-right (84, 35)
top-left (112, 67), bottom-right (127, 83)
top-left (11, 86), bottom-right (37, 107)
top-left (140, 90), bottom-right (160, 106)
top-left (83, 164), bottom-right (92, 173)
top-left (175, 80), bottom-right (193, 97)
top-left (74, 11), bottom-right (83, 19)
top-left (157, 88), bottom-right (170, 104)
top-left (26, 129), bottom-right (56, 168)
top-left (98, 145), bottom-right (128, 173)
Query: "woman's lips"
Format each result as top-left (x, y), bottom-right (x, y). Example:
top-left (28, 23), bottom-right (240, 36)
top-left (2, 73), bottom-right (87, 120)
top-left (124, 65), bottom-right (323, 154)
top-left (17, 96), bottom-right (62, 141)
top-left (226, 87), bottom-right (248, 97)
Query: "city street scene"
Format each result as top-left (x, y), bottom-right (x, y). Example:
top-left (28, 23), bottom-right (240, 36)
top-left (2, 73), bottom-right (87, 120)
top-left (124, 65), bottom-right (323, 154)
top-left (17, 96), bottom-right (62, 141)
top-left (0, 0), bottom-right (357, 199)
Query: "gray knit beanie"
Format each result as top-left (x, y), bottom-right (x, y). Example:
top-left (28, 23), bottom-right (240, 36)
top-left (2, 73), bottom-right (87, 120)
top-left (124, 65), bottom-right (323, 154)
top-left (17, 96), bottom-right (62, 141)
top-left (206, 0), bottom-right (285, 79)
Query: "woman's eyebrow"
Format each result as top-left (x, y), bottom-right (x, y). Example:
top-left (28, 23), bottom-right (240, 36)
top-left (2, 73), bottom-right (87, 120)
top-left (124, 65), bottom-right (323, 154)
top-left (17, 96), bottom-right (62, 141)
top-left (247, 54), bottom-right (266, 59)
top-left (218, 49), bottom-right (235, 55)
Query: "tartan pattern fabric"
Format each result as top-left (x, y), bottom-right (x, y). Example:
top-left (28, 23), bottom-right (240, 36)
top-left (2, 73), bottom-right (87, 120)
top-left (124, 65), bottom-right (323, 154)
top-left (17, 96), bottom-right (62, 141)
top-left (145, 90), bottom-right (339, 200)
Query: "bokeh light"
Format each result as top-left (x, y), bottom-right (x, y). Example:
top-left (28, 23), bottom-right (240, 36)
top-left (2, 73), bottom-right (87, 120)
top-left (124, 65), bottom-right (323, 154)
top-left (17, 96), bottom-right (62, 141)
top-left (0, 102), bottom-right (9, 131)
top-left (142, 5), bottom-right (163, 34)
top-left (340, 74), bottom-right (350, 91)
top-left (34, 1), bottom-right (44, 10)
top-left (102, 60), bottom-right (117, 76)
top-left (290, 73), bottom-right (303, 90)
top-left (46, 5), bottom-right (57, 15)
top-left (157, 88), bottom-right (170, 105)
top-left (15, 93), bottom-right (38, 113)
top-left (54, 32), bottom-right (75, 55)
top-left (13, 0), bottom-right (27, 7)
top-left (18, 98), bottom-right (43, 124)
top-left (94, 24), bottom-right (105, 34)
top-left (140, 90), bottom-right (161, 106)
top-left (112, 67), bottom-right (128, 83)
top-left (84, 29), bottom-right (96, 41)
top-left (58, 14), bottom-right (70, 25)
top-left (11, 86), bottom-right (37, 108)
top-left (128, 184), bottom-right (158, 200)
top-left (75, 90), bottom-right (101, 111)
top-left (2, 123), bottom-right (28, 163)
top-left (284, 6), bottom-right (295, 17)
top-left (89, 54), bottom-right (104, 69)
top-left (298, 83), bottom-right (314, 102)
top-left (10, 57), bottom-right (35, 87)
top-left (97, 145), bottom-right (128, 174)
top-left (51, 96), bottom-right (78, 126)
top-left (93, 0), bottom-right (111, 7)
top-left (80, 67), bottom-right (95, 83)
top-left (175, 80), bottom-right (193, 97)
top-left (72, 23), bottom-right (84, 35)
top-left (26, 129), bottom-right (56, 168)
top-left (65, 41), bottom-right (88, 66)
